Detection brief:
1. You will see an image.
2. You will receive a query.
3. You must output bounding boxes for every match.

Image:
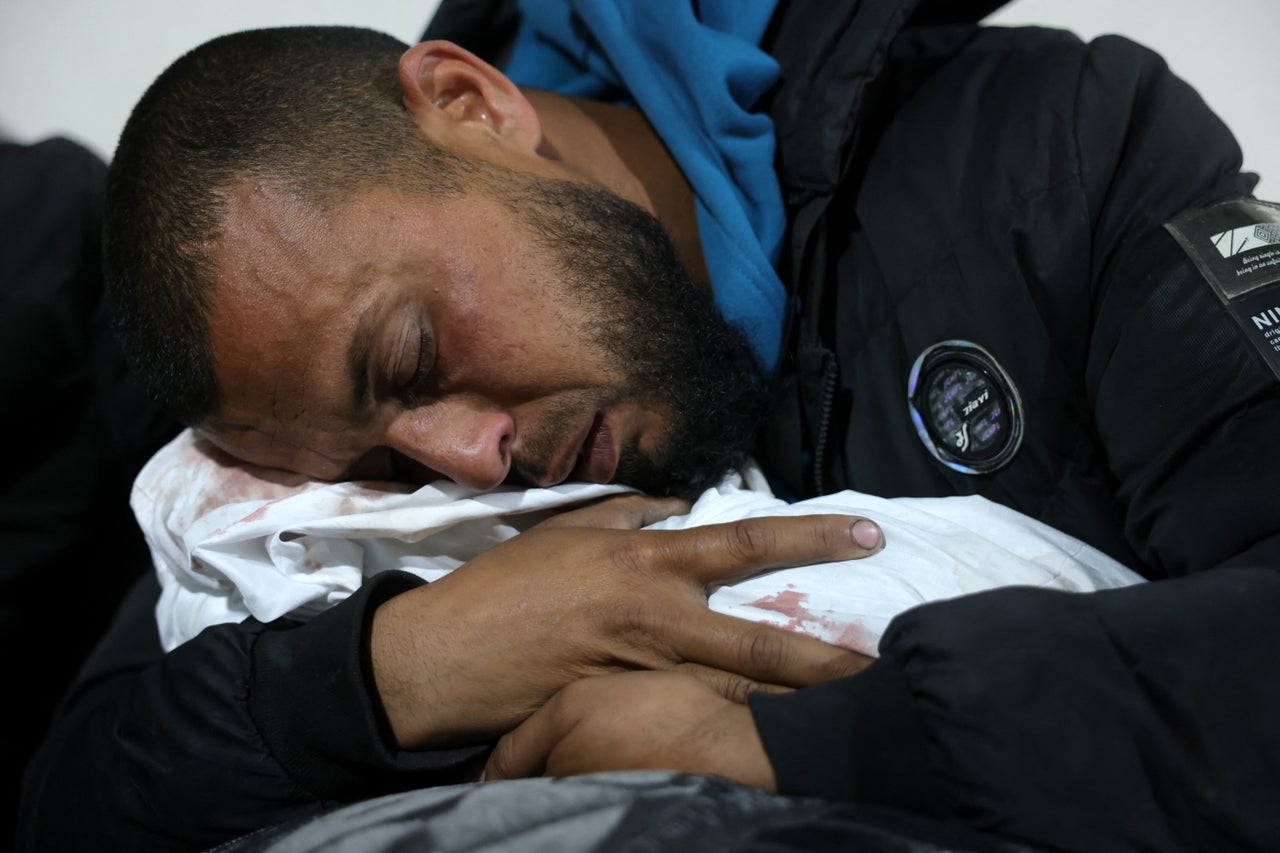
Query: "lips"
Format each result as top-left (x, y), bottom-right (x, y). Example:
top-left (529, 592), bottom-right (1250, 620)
top-left (568, 411), bottom-right (618, 484)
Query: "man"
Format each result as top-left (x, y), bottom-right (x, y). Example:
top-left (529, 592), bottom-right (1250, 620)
top-left (19, 1), bottom-right (1280, 851)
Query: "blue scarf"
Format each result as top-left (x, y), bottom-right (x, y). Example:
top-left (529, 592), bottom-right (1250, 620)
top-left (504, 0), bottom-right (787, 373)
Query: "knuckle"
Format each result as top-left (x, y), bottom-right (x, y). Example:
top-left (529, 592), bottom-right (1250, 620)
top-left (741, 629), bottom-right (788, 676)
top-left (601, 597), bottom-right (650, 635)
top-left (811, 517), bottom-right (846, 554)
top-left (672, 662), bottom-right (752, 703)
top-left (724, 519), bottom-right (775, 562)
top-left (601, 605), bottom-right (680, 667)
top-left (609, 536), bottom-right (654, 576)
top-left (722, 673), bottom-right (757, 705)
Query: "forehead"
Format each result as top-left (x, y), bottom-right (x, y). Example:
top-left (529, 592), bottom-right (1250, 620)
top-left (204, 183), bottom-right (398, 443)
top-left (207, 178), bottom-right (487, 320)
top-left (211, 180), bottom-right (367, 306)
top-left (211, 186), bottom-right (352, 353)
top-left (204, 179), bottom-right (535, 377)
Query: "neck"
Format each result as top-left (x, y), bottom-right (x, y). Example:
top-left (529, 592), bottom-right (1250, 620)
top-left (521, 88), bottom-right (711, 295)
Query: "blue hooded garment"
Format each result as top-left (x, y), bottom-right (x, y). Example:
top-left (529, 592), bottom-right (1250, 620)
top-left (503, 0), bottom-right (787, 373)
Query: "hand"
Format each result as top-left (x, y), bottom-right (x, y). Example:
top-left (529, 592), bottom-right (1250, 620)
top-left (369, 493), bottom-right (881, 748)
top-left (484, 670), bottom-right (776, 788)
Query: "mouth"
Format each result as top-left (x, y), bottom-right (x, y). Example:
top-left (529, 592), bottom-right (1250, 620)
top-left (564, 411), bottom-right (618, 485)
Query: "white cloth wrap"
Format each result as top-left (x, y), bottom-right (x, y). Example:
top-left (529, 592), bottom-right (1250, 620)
top-left (134, 430), bottom-right (1146, 656)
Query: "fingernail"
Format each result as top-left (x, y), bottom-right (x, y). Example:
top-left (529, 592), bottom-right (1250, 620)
top-left (852, 519), bottom-right (881, 550)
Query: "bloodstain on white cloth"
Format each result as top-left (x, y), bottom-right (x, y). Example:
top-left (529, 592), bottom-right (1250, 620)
top-left (744, 586), bottom-right (875, 654)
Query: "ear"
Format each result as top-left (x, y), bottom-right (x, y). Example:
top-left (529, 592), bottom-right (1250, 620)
top-left (399, 40), bottom-right (542, 153)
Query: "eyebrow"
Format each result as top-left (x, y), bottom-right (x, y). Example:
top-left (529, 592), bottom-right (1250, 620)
top-left (347, 296), bottom-right (383, 410)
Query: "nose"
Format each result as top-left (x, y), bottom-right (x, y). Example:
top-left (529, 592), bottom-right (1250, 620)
top-left (384, 400), bottom-right (514, 490)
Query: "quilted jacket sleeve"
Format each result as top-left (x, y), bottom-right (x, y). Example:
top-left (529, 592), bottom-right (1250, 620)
top-left (19, 570), bottom-right (487, 852)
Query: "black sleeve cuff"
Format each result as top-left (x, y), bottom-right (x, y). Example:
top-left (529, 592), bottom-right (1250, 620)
top-left (749, 659), bottom-right (952, 817)
top-left (250, 570), bottom-right (488, 799)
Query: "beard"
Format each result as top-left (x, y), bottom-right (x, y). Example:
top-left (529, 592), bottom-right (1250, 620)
top-left (496, 173), bottom-right (768, 499)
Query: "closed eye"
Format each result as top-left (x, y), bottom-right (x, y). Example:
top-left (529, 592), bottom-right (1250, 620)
top-left (400, 325), bottom-right (436, 406)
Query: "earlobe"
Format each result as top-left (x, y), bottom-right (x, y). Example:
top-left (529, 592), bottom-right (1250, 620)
top-left (399, 40), bottom-right (542, 153)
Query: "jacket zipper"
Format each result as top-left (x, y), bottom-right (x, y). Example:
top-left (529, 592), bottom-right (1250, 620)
top-left (812, 351), bottom-right (838, 495)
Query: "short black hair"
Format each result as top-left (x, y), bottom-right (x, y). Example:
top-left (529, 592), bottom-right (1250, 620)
top-left (105, 26), bottom-right (471, 424)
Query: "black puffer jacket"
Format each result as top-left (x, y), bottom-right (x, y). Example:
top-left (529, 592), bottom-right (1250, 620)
top-left (751, 3), bottom-right (1280, 850)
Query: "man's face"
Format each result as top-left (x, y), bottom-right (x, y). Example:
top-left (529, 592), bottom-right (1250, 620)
top-left (202, 170), bottom-right (764, 497)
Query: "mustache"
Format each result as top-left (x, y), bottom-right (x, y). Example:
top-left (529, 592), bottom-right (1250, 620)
top-left (507, 458), bottom-right (548, 488)
top-left (506, 391), bottom-right (608, 487)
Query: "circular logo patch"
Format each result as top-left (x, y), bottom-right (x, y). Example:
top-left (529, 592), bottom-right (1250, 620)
top-left (906, 341), bottom-right (1023, 475)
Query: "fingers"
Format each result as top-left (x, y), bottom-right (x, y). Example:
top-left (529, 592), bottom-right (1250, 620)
top-left (673, 661), bottom-right (791, 704)
top-left (669, 609), bottom-right (875, 689)
top-left (641, 514), bottom-right (883, 587)
top-left (484, 671), bottom-right (722, 783)
top-left (484, 671), bottom-right (776, 788)
top-left (484, 700), bottom-right (557, 782)
top-left (536, 494), bottom-right (691, 531)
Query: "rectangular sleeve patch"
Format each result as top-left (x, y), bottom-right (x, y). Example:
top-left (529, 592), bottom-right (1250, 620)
top-left (1165, 198), bottom-right (1280, 380)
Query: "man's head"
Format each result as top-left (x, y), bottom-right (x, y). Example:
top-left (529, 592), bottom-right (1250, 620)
top-left (106, 26), bottom-right (766, 498)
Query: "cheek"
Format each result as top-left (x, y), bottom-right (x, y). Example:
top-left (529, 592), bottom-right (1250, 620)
top-left (440, 267), bottom-right (610, 389)
top-left (202, 430), bottom-right (297, 475)
top-left (204, 422), bottom-right (365, 480)
top-left (444, 302), bottom-right (548, 379)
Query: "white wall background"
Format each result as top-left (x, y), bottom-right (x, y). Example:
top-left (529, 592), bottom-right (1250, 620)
top-left (1, 0), bottom-right (1275, 197)
top-left (0, 0), bottom-right (442, 160)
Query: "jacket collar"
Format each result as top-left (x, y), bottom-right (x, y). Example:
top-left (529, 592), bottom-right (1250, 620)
top-left (763, 0), bottom-right (1010, 200)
